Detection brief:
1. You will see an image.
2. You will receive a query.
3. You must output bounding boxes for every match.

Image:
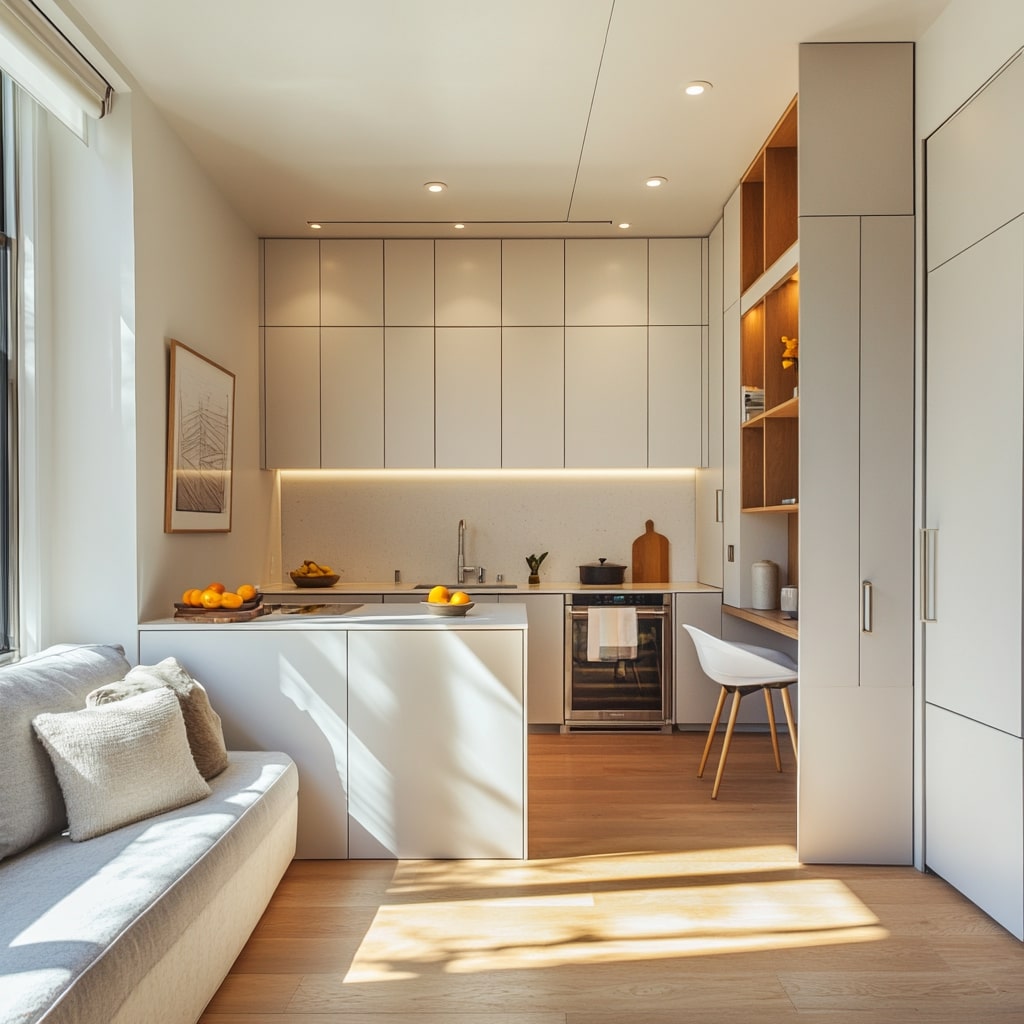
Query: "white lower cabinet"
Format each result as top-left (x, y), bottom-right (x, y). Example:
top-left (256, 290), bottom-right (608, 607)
top-left (347, 629), bottom-right (525, 858)
top-left (138, 629), bottom-right (350, 858)
top-left (673, 593), bottom-right (723, 726)
top-left (500, 593), bottom-right (564, 725)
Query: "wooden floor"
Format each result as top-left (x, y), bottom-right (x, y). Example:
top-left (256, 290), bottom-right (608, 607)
top-left (201, 731), bottom-right (1024, 1023)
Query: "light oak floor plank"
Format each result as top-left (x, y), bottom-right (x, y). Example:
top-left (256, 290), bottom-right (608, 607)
top-left (200, 732), bottom-right (1024, 1023)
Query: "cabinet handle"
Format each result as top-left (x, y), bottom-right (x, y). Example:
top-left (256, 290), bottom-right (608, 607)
top-left (861, 580), bottom-right (873, 633)
top-left (920, 528), bottom-right (938, 623)
top-left (715, 489), bottom-right (724, 523)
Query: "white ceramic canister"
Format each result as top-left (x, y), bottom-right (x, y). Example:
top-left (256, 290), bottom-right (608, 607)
top-left (751, 559), bottom-right (780, 610)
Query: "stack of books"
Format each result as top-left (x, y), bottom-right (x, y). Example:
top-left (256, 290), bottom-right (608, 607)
top-left (742, 386), bottom-right (765, 421)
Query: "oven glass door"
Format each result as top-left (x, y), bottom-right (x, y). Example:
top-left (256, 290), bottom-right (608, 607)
top-left (566, 608), bottom-right (670, 723)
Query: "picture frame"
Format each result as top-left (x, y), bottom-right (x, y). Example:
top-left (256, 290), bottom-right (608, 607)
top-left (164, 339), bottom-right (235, 533)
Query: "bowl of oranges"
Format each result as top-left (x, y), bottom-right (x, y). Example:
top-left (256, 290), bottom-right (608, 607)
top-left (177, 582), bottom-right (261, 614)
top-left (422, 585), bottom-right (474, 616)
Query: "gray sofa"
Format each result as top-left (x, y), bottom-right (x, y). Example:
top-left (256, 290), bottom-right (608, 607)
top-left (0, 643), bottom-right (298, 1024)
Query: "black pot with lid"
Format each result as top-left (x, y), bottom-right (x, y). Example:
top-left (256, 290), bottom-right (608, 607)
top-left (579, 558), bottom-right (627, 585)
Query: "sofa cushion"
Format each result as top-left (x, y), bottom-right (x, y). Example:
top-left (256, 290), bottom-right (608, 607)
top-left (0, 751), bottom-right (297, 1024)
top-left (86, 656), bottom-right (229, 780)
top-left (32, 688), bottom-right (212, 841)
top-left (0, 643), bottom-right (132, 861)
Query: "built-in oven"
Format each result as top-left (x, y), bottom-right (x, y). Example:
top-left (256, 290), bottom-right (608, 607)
top-left (563, 592), bottom-right (672, 731)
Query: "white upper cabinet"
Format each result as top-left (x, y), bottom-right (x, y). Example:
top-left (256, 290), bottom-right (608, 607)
top-left (502, 240), bottom-right (565, 326)
top-left (649, 238), bottom-right (703, 325)
top-left (435, 240), bottom-right (501, 326)
top-left (648, 326), bottom-right (702, 468)
top-left (264, 326), bottom-right (320, 468)
top-left (385, 240), bottom-right (434, 325)
top-left (723, 187), bottom-right (741, 309)
top-left (564, 327), bottom-right (647, 467)
top-left (435, 327), bottom-right (501, 467)
top-left (321, 240), bottom-right (383, 326)
top-left (502, 327), bottom-right (564, 468)
top-left (565, 239), bottom-right (647, 325)
top-left (264, 239), bottom-right (319, 326)
top-left (320, 327), bottom-right (384, 468)
top-left (926, 52), bottom-right (1023, 272)
top-left (384, 327), bottom-right (434, 468)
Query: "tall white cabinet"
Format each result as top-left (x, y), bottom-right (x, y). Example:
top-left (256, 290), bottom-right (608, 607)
top-left (797, 43), bottom-right (916, 863)
top-left (923, 53), bottom-right (1024, 938)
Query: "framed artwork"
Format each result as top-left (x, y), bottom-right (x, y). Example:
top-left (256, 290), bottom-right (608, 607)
top-left (164, 339), bottom-right (235, 533)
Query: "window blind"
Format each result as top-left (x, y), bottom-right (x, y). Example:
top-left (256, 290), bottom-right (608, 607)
top-left (0, 0), bottom-right (111, 139)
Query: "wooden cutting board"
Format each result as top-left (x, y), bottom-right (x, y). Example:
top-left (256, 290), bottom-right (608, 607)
top-left (631, 520), bottom-right (669, 583)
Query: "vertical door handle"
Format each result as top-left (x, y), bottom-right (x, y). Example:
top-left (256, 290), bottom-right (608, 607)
top-left (861, 580), bottom-right (873, 633)
top-left (920, 528), bottom-right (938, 623)
top-left (715, 489), bottom-right (724, 523)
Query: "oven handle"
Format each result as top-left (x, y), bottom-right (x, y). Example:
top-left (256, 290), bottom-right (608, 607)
top-left (569, 608), bottom-right (668, 619)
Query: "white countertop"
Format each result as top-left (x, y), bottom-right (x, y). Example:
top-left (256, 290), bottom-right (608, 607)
top-left (141, 602), bottom-right (529, 630)
top-left (259, 580), bottom-right (721, 597)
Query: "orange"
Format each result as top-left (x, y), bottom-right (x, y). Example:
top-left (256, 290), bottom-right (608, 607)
top-left (182, 588), bottom-right (194, 606)
top-left (427, 585), bottom-right (450, 604)
top-left (237, 584), bottom-right (258, 602)
top-left (200, 588), bottom-right (223, 609)
top-left (449, 591), bottom-right (471, 605)
top-left (185, 588), bottom-right (204, 607)
top-left (220, 592), bottom-right (244, 610)
top-left (207, 582), bottom-right (226, 594)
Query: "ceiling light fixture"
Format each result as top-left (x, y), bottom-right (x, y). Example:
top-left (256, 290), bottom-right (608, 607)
top-left (424, 181), bottom-right (447, 193)
top-left (618, 222), bottom-right (631, 229)
top-left (645, 176), bottom-right (667, 188)
top-left (685, 81), bottom-right (713, 96)
top-left (453, 223), bottom-right (465, 230)
top-left (309, 222), bottom-right (322, 230)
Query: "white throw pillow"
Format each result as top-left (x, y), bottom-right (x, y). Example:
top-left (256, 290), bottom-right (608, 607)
top-left (32, 687), bottom-right (211, 841)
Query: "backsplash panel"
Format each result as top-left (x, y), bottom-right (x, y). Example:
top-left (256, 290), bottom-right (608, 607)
top-left (280, 473), bottom-right (697, 585)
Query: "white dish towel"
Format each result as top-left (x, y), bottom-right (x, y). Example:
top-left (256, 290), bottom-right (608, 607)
top-left (586, 607), bottom-right (638, 661)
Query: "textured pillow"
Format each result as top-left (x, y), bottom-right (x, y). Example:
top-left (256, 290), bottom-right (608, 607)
top-left (32, 688), bottom-right (211, 841)
top-left (87, 657), bottom-right (229, 780)
top-left (0, 643), bottom-right (132, 860)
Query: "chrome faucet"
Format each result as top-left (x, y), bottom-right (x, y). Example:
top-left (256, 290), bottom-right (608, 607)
top-left (457, 518), bottom-right (484, 584)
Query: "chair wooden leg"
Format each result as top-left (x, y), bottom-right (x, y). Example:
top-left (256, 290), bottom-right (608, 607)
top-left (712, 690), bottom-right (743, 799)
top-left (780, 684), bottom-right (798, 762)
top-left (699, 687), bottom-right (729, 778)
top-left (763, 687), bottom-right (781, 772)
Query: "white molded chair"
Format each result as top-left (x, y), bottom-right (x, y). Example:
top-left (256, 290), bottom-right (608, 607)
top-left (683, 624), bottom-right (798, 799)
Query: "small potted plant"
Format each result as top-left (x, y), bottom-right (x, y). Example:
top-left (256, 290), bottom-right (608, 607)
top-left (525, 552), bottom-right (548, 585)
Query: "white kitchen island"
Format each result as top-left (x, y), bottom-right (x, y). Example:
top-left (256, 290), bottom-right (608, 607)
top-left (139, 603), bottom-right (527, 859)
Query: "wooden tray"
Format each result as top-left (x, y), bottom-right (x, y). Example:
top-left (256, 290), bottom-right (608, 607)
top-left (173, 598), bottom-right (266, 623)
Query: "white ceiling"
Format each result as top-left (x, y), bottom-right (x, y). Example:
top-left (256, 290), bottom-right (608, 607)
top-left (65, 0), bottom-right (949, 239)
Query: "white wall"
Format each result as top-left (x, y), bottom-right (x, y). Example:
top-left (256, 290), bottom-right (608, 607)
top-left (279, 471), bottom-right (696, 586)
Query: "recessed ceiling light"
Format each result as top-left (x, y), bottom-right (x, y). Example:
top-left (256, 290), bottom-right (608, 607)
top-left (685, 81), bottom-right (713, 96)
top-left (618, 222), bottom-right (631, 229)
top-left (309, 222), bottom-right (322, 230)
top-left (453, 223), bottom-right (465, 230)
top-left (424, 181), bottom-right (447, 193)
top-left (645, 176), bottom-right (667, 188)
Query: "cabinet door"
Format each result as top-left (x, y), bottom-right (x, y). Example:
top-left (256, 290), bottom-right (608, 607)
top-left (384, 327), bottom-right (434, 468)
top-left (320, 239), bottom-right (383, 326)
top-left (435, 240), bottom-right (501, 326)
top-left (385, 240), bottom-right (434, 326)
top-left (564, 327), bottom-right (647, 467)
top-left (320, 327), bottom-right (384, 468)
top-left (648, 326), bottom-right (702, 467)
top-left (501, 327), bottom-right (564, 468)
top-left (264, 239), bottom-right (319, 326)
top-left (565, 239), bottom-right (648, 326)
top-left (501, 594), bottom-right (565, 724)
top-left (138, 628), bottom-right (349, 859)
top-left (435, 327), bottom-right (501, 467)
top-left (649, 238), bottom-right (703, 326)
top-left (673, 594), bottom-right (723, 725)
top-left (264, 326), bottom-right (320, 468)
top-left (502, 239), bottom-right (564, 326)
top-left (348, 629), bottom-right (525, 858)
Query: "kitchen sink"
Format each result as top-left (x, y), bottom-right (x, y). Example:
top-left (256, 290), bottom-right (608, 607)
top-left (413, 583), bottom-right (519, 591)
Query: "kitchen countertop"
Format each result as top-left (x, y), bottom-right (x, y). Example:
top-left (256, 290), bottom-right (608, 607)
top-left (259, 580), bottom-right (722, 596)
top-left (141, 602), bottom-right (529, 630)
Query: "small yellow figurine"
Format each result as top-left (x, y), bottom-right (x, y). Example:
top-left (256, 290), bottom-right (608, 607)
top-left (781, 335), bottom-right (799, 370)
